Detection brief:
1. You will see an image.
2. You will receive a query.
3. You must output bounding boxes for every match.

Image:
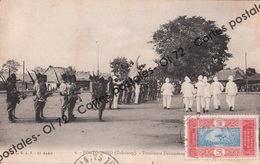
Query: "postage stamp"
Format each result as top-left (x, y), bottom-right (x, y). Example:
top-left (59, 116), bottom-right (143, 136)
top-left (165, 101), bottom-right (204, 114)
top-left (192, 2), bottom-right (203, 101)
top-left (184, 115), bottom-right (259, 159)
top-left (74, 151), bottom-right (119, 164)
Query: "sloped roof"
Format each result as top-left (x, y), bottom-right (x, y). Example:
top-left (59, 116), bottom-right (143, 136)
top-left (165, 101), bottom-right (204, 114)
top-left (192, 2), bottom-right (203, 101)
top-left (211, 69), bottom-right (244, 81)
top-left (248, 73), bottom-right (260, 81)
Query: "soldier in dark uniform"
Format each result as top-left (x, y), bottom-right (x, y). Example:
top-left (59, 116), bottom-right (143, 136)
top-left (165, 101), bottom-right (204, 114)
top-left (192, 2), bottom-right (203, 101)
top-left (67, 74), bottom-right (80, 121)
top-left (40, 74), bottom-right (48, 119)
top-left (6, 73), bottom-right (19, 123)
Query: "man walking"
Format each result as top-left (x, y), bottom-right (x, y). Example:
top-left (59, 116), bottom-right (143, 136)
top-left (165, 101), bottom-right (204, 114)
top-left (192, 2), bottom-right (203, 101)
top-left (211, 76), bottom-right (224, 110)
top-left (195, 75), bottom-right (205, 114)
top-left (161, 77), bottom-right (174, 109)
top-left (225, 75), bottom-right (238, 111)
top-left (180, 76), bottom-right (195, 112)
top-left (203, 76), bottom-right (211, 113)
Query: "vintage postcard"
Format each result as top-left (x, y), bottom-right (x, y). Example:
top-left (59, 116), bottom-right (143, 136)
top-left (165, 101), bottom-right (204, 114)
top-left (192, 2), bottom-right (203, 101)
top-left (0, 0), bottom-right (260, 164)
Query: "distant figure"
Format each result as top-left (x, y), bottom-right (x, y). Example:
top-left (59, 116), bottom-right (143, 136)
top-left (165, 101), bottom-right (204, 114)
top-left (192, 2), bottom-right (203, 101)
top-left (180, 76), bottom-right (195, 112)
top-left (106, 76), bottom-right (114, 109)
top-left (134, 82), bottom-right (141, 104)
top-left (211, 76), bottom-right (224, 110)
top-left (195, 75), bottom-right (205, 114)
top-left (225, 75), bottom-right (238, 111)
top-left (161, 77), bottom-right (174, 109)
top-left (203, 76), bottom-right (211, 113)
top-left (112, 76), bottom-right (122, 109)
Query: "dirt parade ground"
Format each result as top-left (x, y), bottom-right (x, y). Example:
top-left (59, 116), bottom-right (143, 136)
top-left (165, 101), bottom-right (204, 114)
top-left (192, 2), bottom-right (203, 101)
top-left (1, 92), bottom-right (259, 153)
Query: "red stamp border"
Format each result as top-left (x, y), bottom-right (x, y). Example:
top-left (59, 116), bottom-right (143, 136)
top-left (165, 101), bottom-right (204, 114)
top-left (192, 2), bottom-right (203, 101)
top-left (184, 115), bottom-right (259, 159)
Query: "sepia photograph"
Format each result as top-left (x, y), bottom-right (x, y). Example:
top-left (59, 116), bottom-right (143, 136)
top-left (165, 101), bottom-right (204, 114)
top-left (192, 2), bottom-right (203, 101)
top-left (0, 0), bottom-right (260, 163)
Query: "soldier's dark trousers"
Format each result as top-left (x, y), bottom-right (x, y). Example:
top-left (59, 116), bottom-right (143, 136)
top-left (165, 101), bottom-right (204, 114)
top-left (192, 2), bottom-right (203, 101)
top-left (7, 101), bottom-right (16, 121)
top-left (99, 101), bottom-right (106, 121)
top-left (34, 100), bottom-right (45, 121)
top-left (60, 96), bottom-right (68, 117)
top-left (68, 101), bottom-right (76, 120)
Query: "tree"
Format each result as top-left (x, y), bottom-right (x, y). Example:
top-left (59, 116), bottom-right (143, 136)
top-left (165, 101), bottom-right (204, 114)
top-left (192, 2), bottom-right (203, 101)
top-left (110, 57), bottom-right (131, 78)
top-left (32, 66), bottom-right (46, 74)
top-left (2, 59), bottom-right (21, 74)
top-left (246, 67), bottom-right (256, 77)
top-left (151, 16), bottom-right (232, 81)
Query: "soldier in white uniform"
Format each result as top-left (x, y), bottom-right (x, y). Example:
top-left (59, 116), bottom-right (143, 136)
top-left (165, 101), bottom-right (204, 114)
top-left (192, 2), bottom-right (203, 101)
top-left (210, 76), bottom-right (224, 110)
top-left (195, 75), bottom-right (205, 114)
top-left (203, 76), bottom-right (211, 113)
top-left (180, 76), bottom-right (195, 112)
top-left (225, 75), bottom-right (238, 111)
top-left (161, 78), bottom-right (174, 109)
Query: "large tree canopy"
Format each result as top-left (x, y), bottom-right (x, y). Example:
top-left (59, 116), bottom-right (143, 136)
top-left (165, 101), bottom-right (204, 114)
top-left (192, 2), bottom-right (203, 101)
top-left (110, 57), bottom-right (131, 78)
top-left (1, 59), bottom-right (21, 74)
top-left (151, 16), bottom-right (232, 81)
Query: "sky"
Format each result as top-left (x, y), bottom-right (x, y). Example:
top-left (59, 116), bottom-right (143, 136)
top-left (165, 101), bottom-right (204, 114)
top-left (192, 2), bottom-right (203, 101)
top-left (0, 0), bottom-right (259, 74)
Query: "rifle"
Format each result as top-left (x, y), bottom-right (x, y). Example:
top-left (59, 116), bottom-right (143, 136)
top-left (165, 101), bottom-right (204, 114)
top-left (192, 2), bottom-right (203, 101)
top-left (0, 74), bottom-right (6, 83)
top-left (26, 69), bottom-right (35, 84)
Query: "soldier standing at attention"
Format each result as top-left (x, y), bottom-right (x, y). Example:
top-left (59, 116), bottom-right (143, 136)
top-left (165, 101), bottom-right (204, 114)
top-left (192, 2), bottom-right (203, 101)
top-left (60, 73), bottom-right (69, 121)
top-left (106, 76), bottom-right (114, 109)
top-left (33, 73), bottom-right (45, 123)
top-left (210, 76), bottom-right (224, 110)
top-left (39, 74), bottom-right (48, 119)
top-left (160, 77), bottom-right (174, 109)
top-left (225, 75), bottom-right (238, 111)
top-left (180, 76), bottom-right (194, 112)
top-left (67, 74), bottom-right (80, 121)
top-left (6, 74), bottom-right (19, 123)
top-left (203, 76), bottom-right (211, 113)
top-left (134, 81), bottom-right (141, 104)
top-left (195, 75), bottom-right (205, 114)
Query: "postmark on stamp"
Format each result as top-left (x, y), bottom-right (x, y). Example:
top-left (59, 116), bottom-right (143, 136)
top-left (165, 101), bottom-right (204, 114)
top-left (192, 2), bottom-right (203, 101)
top-left (184, 115), bottom-right (259, 159)
top-left (74, 151), bottom-right (119, 164)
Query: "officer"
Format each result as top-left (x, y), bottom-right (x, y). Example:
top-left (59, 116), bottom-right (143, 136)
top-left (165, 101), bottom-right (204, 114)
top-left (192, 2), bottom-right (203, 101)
top-left (210, 76), bottom-right (224, 110)
top-left (6, 73), bottom-right (19, 123)
top-left (203, 76), bottom-right (211, 113)
top-left (195, 75), bottom-right (205, 114)
top-left (60, 73), bottom-right (69, 121)
top-left (225, 75), bottom-right (238, 111)
top-left (180, 76), bottom-right (195, 112)
top-left (160, 77), bottom-right (174, 109)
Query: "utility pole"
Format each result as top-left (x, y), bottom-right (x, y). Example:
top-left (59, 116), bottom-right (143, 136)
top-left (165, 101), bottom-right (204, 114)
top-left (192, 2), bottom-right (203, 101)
top-left (23, 61), bottom-right (25, 90)
top-left (96, 41), bottom-right (100, 76)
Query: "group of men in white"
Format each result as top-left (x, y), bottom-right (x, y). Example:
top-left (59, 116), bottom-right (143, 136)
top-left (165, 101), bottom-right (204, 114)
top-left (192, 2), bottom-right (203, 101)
top-left (160, 75), bottom-right (238, 114)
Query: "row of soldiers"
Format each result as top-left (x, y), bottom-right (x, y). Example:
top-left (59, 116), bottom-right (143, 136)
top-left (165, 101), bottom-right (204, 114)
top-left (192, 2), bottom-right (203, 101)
top-left (105, 76), bottom-right (162, 109)
top-left (5, 72), bottom-right (81, 123)
top-left (180, 75), bottom-right (238, 114)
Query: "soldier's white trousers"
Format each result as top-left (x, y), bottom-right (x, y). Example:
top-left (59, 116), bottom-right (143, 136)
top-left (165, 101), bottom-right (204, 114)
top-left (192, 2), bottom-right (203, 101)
top-left (205, 97), bottom-right (211, 110)
top-left (113, 94), bottom-right (119, 108)
top-left (226, 95), bottom-right (236, 110)
top-left (196, 96), bottom-right (205, 112)
top-left (184, 97), bottom-right (193, 111)
top-left (213, 94), bottom-right (221, 109)
top-left (163, 95), bottom-right (172, 108)
top-left (134, 91), bottom-right (140, 104)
